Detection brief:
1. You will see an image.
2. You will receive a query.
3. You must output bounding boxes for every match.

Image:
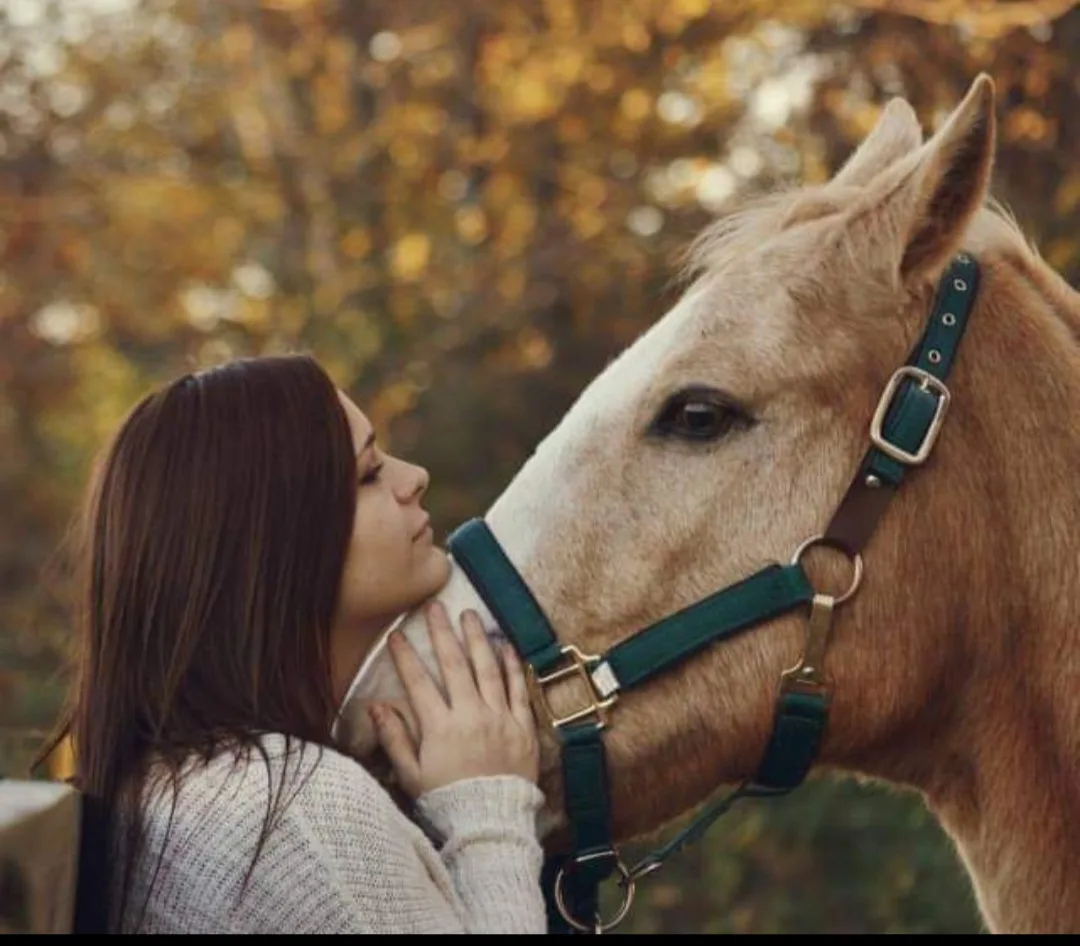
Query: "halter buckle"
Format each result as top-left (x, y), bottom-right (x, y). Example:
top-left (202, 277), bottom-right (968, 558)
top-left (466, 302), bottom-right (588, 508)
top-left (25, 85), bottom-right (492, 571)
top-left (527, 644), bottom-right (618, 731)
top-left (869, 366), bottom-right (951, 466)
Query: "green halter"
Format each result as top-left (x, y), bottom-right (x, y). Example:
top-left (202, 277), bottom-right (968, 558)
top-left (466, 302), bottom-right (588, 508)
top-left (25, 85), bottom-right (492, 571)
top-left (447, 253), bottom-right (980, 934)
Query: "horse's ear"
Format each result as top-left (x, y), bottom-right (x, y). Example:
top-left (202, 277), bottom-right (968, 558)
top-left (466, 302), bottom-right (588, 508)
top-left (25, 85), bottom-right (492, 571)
top-left (830, 98), bottom-right (923, 188)
top-left (852, 73), bottom-right (996, 286)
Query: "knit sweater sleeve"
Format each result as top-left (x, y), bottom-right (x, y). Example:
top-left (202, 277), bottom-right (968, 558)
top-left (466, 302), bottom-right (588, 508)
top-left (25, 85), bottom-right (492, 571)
top-left (414, 775), bottom-right (549, 934)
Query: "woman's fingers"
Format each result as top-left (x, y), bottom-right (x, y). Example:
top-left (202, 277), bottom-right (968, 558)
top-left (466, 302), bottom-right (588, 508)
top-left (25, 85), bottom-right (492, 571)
top-left (369, 704), bottom-right (421, 798)
top-left (387, 622), bottom-right (449, 731)
top-left (378, 612), bottom-right (542, 798)
top-left (425, 601), bottom-right (480, 709)
top-left (502, 642), bottom-right (536, 733)
top-left (461, 610), bottom-right (506, 710)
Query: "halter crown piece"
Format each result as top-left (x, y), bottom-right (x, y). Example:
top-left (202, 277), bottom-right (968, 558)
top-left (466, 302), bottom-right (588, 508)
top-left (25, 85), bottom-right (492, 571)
top-left (447, 254), bottom-right (980, 934)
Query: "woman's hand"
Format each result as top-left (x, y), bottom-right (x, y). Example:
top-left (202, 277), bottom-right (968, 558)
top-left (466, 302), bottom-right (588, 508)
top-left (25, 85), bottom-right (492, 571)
top-left (369, 601), bottom-right (539, 799)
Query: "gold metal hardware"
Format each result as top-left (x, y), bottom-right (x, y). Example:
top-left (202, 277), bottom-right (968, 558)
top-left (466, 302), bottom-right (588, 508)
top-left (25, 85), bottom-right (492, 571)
top-left (869, 365), bottom-right (951, 466)
top-left (554, 852), bottom-right (636, 934)
top-left (780, 593), bottom-right (835, 695)
top-left (789, 534), bottom-right (864, 605)
top-left (525, 644), bottom-right (618, 731)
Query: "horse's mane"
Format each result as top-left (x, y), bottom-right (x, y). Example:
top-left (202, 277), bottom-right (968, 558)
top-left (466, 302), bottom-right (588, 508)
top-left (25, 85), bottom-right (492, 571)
top-left (676, 179), bottom-right (1041, 289)
top-left (675, 187), bottom-right (805, 286)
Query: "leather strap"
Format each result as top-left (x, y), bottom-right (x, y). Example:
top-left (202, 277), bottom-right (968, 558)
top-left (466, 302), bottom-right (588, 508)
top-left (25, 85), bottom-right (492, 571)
top-left (752, 690), bottom-right (830, 791)
top-left (826, 253), bottom-right (979, 554)
top-left (448, 521), bottom-right (619, 933)
top-left (601, 565), bottom-right (814, 692)
top-left (448, 518), bottom-right (564, 671)
top-left (623, 690), bottom-right (828, 882)
top-left (560, 723), bottom-right (617, 868)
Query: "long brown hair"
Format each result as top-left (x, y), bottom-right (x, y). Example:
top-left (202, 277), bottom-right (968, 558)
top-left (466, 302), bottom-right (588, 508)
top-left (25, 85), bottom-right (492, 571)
top-left (38, 353), bottom-right (359, 931)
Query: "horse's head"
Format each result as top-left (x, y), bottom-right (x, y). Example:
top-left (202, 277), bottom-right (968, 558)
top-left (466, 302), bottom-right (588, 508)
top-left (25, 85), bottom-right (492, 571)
top-left (340, 75), bottom-right (1003, 845)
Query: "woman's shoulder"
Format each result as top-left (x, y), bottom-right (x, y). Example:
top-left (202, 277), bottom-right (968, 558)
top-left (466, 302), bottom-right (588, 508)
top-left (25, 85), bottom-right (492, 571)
top-left (145, 732), bottom-right (398, 825)
top-left (127, 735), bottom-right (435, 934)
top-left (253, 732), bottom-right (398, 809)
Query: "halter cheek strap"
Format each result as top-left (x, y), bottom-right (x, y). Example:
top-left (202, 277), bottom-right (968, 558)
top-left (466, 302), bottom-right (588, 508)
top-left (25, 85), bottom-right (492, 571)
top-left (826, 254), bottom-right (980, 553)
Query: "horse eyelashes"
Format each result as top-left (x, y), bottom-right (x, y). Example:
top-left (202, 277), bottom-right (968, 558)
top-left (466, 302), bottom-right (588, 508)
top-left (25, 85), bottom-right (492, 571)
top-left (649, 386), bottom-right (754, 442)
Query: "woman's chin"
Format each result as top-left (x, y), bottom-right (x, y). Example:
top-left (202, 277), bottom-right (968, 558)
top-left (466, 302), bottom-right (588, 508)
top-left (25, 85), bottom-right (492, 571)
top-left (419, 547), bottom-right (453, 596)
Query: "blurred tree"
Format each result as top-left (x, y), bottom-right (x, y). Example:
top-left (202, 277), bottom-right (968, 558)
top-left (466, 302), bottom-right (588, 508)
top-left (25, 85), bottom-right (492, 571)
top-left (1, 0), bottom-right (1076, 932)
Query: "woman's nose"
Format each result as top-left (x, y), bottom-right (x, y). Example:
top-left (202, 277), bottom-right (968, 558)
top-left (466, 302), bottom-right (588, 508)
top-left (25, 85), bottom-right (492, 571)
top-left (396, 460), bottom-right (429, 503)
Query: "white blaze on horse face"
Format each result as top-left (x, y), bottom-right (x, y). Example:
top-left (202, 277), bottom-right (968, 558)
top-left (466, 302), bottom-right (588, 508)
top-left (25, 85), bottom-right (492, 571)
top-left (485, 285), bottom-right (709, 556)
top-left (482, 271), bottom-right (801, 619)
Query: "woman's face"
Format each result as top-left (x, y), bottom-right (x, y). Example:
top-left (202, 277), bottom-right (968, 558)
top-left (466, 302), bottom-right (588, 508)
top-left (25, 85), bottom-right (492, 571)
top-left (330, 391), bottom-right (452, 703)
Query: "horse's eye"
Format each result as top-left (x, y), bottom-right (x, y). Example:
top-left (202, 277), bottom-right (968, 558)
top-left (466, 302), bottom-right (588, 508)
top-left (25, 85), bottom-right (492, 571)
top-left (650, 387), bottom-right (753, 442)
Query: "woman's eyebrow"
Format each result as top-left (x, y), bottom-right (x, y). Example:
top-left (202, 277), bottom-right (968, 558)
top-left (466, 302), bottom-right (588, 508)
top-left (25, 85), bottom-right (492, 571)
top-left (356, 429), bottom-right (376, 460)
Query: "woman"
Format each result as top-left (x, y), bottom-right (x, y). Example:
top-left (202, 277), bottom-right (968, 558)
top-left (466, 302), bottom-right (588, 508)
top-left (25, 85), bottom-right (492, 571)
top-left (40, 353), bottom-right (548, 934)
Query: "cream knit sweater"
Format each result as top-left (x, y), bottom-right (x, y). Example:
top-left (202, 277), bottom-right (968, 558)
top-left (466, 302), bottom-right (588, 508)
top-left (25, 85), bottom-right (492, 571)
top-left (120, 733), bottom-right (549, 934)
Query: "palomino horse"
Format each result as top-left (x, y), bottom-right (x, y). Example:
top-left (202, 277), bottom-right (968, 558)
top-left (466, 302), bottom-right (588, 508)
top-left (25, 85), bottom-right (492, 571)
top-left (337, 74), bottom-right (1080, 934)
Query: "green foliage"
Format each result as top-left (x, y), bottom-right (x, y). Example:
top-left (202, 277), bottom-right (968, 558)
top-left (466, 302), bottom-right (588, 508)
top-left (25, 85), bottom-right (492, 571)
top-left (1, 0), bottom-right (1075, 932)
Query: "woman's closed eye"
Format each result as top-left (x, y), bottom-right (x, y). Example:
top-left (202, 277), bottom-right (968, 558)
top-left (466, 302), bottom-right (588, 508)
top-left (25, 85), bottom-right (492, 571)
top-left (360, 463), bottom-right (384, 485)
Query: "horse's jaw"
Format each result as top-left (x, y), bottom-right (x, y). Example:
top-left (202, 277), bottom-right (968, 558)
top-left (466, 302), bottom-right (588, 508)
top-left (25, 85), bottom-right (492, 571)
top-left (334, 557), bottom-right (567, 841)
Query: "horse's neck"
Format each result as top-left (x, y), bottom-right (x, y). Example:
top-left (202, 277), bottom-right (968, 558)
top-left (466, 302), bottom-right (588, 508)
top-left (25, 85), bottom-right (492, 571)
top-left (931, 698), bottom-right (1080, 934)
top-left (899, 244), bottom-right (1080, 934)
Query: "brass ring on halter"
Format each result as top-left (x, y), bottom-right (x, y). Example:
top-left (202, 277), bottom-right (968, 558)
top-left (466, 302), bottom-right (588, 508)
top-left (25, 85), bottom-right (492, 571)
top-left (553, 855), bottom-right (636, 934)
top-left (789, 534), bottom-right (864, 605)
